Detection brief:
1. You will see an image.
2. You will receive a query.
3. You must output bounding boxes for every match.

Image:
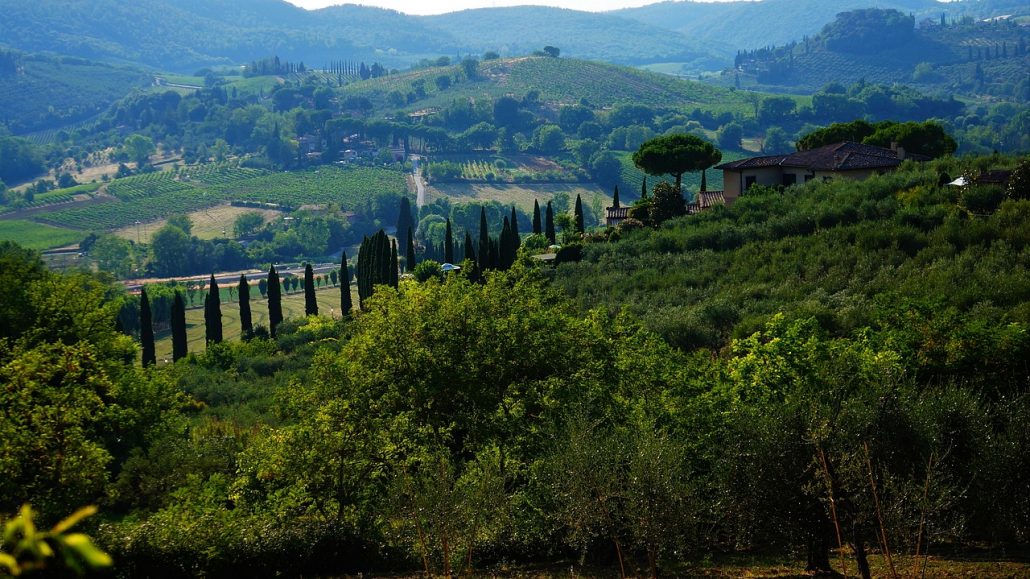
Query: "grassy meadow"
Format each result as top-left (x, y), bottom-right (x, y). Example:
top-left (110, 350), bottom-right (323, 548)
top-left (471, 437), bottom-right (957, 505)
top-left (0, 219), bottom-right (84, 249)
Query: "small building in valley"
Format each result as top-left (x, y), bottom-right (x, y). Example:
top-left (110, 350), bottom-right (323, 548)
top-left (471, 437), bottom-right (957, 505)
top-left (715, 141), bottom-right (924, 200)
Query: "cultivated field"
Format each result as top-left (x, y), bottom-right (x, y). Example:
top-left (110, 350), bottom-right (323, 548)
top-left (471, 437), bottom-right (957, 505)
top-left (427, 182), bottom-right (610, 216)
top-left (153, 283), bottom-right (357, 363)
top-left (0, 219), bottom-right (84, 250)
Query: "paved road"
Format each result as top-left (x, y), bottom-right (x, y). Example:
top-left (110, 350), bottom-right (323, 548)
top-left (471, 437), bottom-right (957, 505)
top-left (411, 156), bottom-right (426, 209)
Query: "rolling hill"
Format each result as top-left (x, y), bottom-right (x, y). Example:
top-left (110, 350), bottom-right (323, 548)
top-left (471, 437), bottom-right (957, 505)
top-left (340, 56), bottom-right (752, 113)
top-left (0, 51), bottom-right (150, 135)
top-left (709, 11), bottom-right (1030, 99)
top-left (616, 0), bottom-right (1030, 56)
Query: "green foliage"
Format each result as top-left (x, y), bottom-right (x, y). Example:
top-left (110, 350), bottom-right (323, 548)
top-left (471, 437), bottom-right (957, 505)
top-left (633, 133), bottom-right (722, 188)
top-left (821, 9), bottom-right (915, 54)
top-left (413, 260), bottom-right (443, 283)
top-left (0, 136), bottom-right (45, 184)
top-left (1, 504), bottom-right (112, 576)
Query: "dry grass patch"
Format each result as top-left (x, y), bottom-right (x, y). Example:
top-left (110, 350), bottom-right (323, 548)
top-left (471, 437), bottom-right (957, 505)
top-left (113, 204), bottom-right (282, 243)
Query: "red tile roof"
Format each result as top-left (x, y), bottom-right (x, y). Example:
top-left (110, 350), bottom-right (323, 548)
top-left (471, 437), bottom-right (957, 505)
top-left (716, 142), bottom-right (924, 172)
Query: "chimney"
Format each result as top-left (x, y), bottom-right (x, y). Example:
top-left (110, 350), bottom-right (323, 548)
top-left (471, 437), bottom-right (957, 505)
top-left (891, 141), bottom-right (906, 160)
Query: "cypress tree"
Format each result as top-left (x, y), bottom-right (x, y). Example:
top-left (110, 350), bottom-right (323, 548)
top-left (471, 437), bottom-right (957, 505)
top-left (613, 185), bottom-right (620, 209)
top-left (500, 217), bottom-right (514, 269)
top-left (268, 265), bottom-right (283, 337)
top-left (304, 263), bottom-right (318, 316)
top-left (533, 199), bottom-right (542, 234)
top-left (357, 236), bottom-right (370, 306)
top-left (463, 231), bottom-right (480, 282)
top-left (340, 251), bottom-right (352, 317)
top-left (397, 196), bottom-right (413, 241)
top-left (140, 288), bottom-right (156, 367)
top-left (489, 238), bottom-right (499, 270)
top-left (205, 274), bottom-right (222, 344)
top-left (444, 218), bottom-right (454, 263)
top-left (574, 193), bottom-right (585, 233)
top-left (238, 274), bottom-right (253, 338)
top-left (390, 239), bottom-right (399, 288)
top-left (464, 231), bottom-right (476, 264)
top-left (510, 206), bottom-right (520, 250)
top-left (406, 226), bottom-right (416, 271)
top-left (378, 230), bottom-right (391, 287)
top-left (478, 206), bottom-right (490, 271)
top-left (641, 177), bottom-right (648, 199)
top-left (171, 290), bottom-right (188, 361)
top-left (545, 201), bottom-right (556, 244)
top-left (700, 169), bottom-right (707, 192)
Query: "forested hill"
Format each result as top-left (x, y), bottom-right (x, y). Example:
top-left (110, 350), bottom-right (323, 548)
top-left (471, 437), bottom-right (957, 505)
top-left (617, 0), bottom-right (1029, 57)
top-left (716, 8), bottom-right (1030, 100)
top-left (423, 6), bottom-right (724, 68)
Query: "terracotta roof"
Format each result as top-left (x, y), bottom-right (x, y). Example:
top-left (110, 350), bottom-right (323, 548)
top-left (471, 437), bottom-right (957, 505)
top-left (606, 206), bottom-right (630, 219)
top-left (688, 190), bottom-right (726, 214)
top-left (715, 142), bottom-right (924, 172)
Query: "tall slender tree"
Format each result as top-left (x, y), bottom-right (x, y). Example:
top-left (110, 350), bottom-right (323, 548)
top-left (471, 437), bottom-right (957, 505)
top-left (463, 231), bottom-right (480, 282)
top-left (510, 206), bottom-right (521, 250)
top-left (533, 199), bottom-right (542, 235)
top-left (238, 274), bottom-right (253, 338)
top-left (444, 218), bottom-right (454, 263)
top-left (268, 265), bottom-right (283, 337)
top-left (500, 217), bottom-right (514, 269)
top-left (140, 288), bottom-right (155, 367)
top-left (397, 196), bottom-right (414, 241)
top-left (612, 185), bottom-right (620, 209)
top-left (574, 193), bottom-right (585, 233)
top-left (641, 176), bottom-right (648, 200)
top-left (545, 201), bottom-right (556, 244)
top-left (478, 206), bottom-right (490, 271)
top-left (390, 239), bottom-right (399, 287)
top-left (171, 290), bottom-right (187, 361)
top-left (406, 226), bottom-right (416, 271)
top-left (700, 169), bottom-right (707, 192)
top-left (340, 251), bottom-right (352, 317)
top-left (204, 273), bottom-right (222, 344)
top-left (304, 263), bottom-right (318, 316)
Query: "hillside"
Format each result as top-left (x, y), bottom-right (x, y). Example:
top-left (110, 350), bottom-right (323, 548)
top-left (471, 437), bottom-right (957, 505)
top-left (341, 56), bottom-right (751, 113)
top-left (617, 0), bottom-right (1029, 57)
top-left (0, 51), bottom-right (150, 135)
top-left (2, 152), bottom-right (1027, 576)
top-left (424, 7), bottom-right (723, 67)
top-left (712, 11), bottom-right (1030, 99)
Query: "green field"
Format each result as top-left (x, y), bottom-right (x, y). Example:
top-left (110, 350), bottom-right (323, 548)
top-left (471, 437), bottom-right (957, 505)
top-left (153, 283), bottom-right (357, 363)
top-left (0, 219), bottom-right (84, 250)
top-left (38, 163), bottom-right (408, 231)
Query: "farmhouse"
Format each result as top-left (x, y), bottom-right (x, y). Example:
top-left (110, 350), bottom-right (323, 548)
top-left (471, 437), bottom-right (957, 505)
top-left (715, 141), bottom-right (924, 201)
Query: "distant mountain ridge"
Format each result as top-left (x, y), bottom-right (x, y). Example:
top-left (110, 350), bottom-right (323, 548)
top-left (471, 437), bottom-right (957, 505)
top-left (0, 0), bottom-right (1025, 73)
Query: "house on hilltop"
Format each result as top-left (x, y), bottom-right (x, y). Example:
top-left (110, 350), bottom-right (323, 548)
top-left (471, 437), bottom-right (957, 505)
top-left (715, 141), bottom-right (926, 201)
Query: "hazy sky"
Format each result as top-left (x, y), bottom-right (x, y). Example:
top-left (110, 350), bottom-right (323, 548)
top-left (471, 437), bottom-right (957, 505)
top-left (286, 0), bottom-right (737, 16)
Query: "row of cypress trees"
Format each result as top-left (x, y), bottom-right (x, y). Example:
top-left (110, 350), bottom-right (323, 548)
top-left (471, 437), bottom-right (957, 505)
top-left (137, 187), bottom-right (599, 365)
top-left (139, 255), bottom-right (355, 365)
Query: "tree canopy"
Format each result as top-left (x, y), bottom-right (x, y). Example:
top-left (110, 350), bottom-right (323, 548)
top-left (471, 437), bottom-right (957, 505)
top-left (632, 134), bottom-right (722, 189)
